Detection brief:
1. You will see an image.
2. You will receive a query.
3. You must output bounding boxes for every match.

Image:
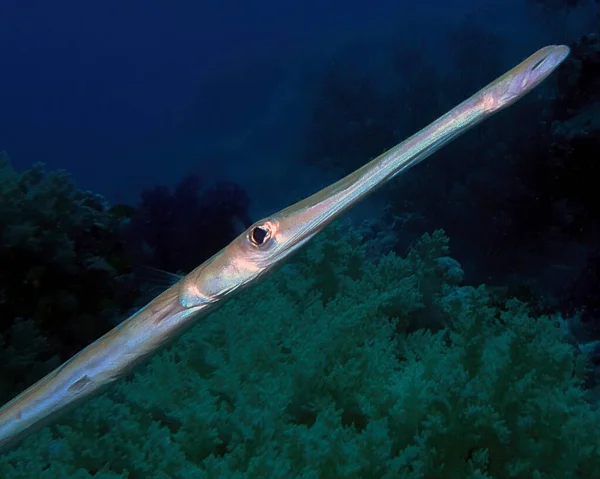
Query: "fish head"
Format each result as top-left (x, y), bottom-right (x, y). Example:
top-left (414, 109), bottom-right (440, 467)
top-left (178, 216), bottom-right (297, 307)
top-left (479, 44), bottom-right (570, 113)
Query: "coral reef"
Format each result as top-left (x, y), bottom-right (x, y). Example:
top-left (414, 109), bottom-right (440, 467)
top-left (0, 226), bottom-right (598, 478)
top-left (0, 157), bottom-right (252, 405)
top-left (0, 154), bottom-right (138, 402)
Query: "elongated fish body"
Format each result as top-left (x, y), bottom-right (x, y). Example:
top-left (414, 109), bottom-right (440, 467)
top-left (0, 45), bottom-right (569, 451)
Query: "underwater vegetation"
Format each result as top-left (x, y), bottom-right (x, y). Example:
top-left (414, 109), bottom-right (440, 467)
top-left (1, 226), bottom-right (599, 478)
top-left (0, 154), bottom-right (138, 404)
top-left (0, 155), bottom-right (251, 405)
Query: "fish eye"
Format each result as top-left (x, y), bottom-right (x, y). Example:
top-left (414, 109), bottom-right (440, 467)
top-left (249, 222), bottom-right (274, 247)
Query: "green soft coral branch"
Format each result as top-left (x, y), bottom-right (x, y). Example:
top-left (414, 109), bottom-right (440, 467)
top-left (1, 226), bottom-right (598, 478)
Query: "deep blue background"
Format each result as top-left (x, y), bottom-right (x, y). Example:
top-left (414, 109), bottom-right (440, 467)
top-left (0, 0), bottom-right (593, 216)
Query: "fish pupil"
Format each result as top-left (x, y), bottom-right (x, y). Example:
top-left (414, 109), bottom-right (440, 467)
top-left (251, 226), bottom-right (269, 245)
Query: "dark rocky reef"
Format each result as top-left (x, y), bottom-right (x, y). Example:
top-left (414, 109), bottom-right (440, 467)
top-left (302, 27), bottom-right (600, 343)
top-left (0, 154), bottom-right (138, 401)
top-left (0, 155), bottom-right (252, 402)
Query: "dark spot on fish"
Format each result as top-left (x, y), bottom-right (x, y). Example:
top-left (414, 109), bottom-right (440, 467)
top-left (68, 375), bottom-right (92, 392)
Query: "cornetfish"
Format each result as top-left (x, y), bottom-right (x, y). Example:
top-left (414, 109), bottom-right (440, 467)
top-left (0, 44), bottom-right (569, 451)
